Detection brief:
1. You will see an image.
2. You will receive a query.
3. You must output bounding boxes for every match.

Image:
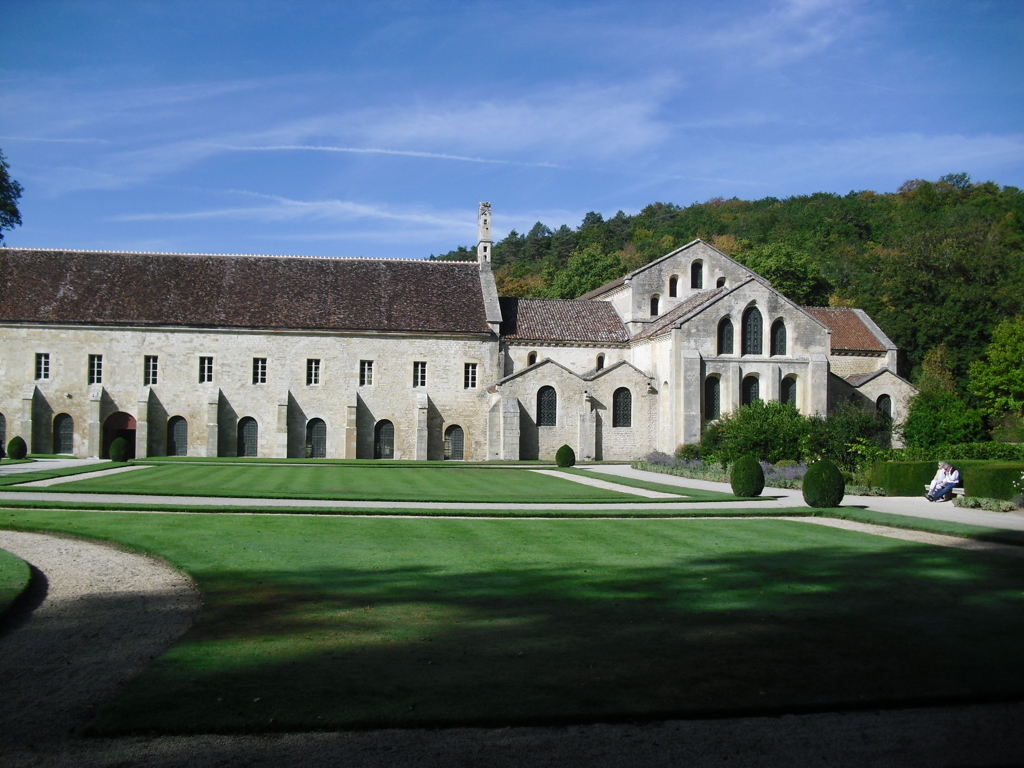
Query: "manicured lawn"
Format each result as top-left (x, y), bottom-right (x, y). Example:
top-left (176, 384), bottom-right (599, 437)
top-left (2, 509), bottom-right (1023, 734)
top-left (0, 461), bottom-right (120, 487)
top-left (0, 546), bottom-right (30, 617)
top-left (9, 464), bottom-right (697, 503)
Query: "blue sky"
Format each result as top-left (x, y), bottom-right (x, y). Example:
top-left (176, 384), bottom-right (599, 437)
top-left (2, 0), bottom-right (1022, 258)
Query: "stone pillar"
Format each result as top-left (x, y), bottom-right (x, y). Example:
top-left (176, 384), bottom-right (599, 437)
top-left (135, 387), bottom-right (151, 459)
top-left (205, 387), bottom-right (220, 458)
top-left (680, 349), bottom-right (703, 446)
top-left (809, 354), bottom-right (829, 416)
top-left (725, 365), bottom-right (741, 416)
top-left (414, 392), bottom-right (429, 461)
top-left (275, 391), bottom-right (289, 458)
top-left (87, 384), bottom-right (104, 458)
top-left (345, 405), bottom-right (358, 459)
top-left (477, 201), bottom-right (492, 264)
top-left (20, 385), bottom-right (35, 454)
top-left (577, 393), bottom-right (597, 461)
top-left (764, 363), bottom-right (780, 404)
top-left (500, 396), bottom-right (520, 461)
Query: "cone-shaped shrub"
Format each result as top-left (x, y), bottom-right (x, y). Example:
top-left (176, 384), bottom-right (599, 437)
top-left (802, 459), bottom-right (846, 507)
top-left (555, 444), bottom-right (576, 468)
top-left (109, 437), bottom-right (131, 463)
top-left (7, 436), bottom-right (27, 460)
top-left (730, 454), bottom-right (765, 497)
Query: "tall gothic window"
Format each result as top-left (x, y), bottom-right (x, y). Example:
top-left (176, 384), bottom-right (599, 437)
top-left (717, 318), bottom-right (734, 355)
top-left (704, 377), bottom-right (721, 420)
top-left (691, 261), bottom-right (703, 289)
top-left (741, 376), bottom-right (760, 405)
top-left (876, 394), bottom-right (892, 422)
top-left (537, 386), bottom-right (557, 426)
top-left (781, 376), bottom-right (798, 406)
top-left (742, 307), bottom-right (763, 355)
top-left (612, 388), bottom-right (632, 427)
top-left (771, 320), bottom-right (787, 356)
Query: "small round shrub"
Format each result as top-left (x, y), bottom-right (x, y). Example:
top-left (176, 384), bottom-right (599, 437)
top-left (555, 444), bottom-right (576, 468)
top-left (109, 437), bottom-right (131, 463)
top-left (802, 459), bottom-right (846, 508)
top-left (730, 454), bottom-right (765, 497)
top-left (7, 436), bottom-right (27, 460)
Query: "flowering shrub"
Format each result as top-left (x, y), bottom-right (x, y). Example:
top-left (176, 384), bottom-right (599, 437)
top-left (636, 452), bottom-right (808, 489)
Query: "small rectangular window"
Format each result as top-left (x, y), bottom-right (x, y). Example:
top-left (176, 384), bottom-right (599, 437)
top-left (199, 356), bottom-right (213, 384)
top-left (144, 355), bottom-right (158, 386)
top-left (306, 358), bottom-right (321, 386)
top-left (252, 358), bottom-right (267, 385)
top-left (360, 360), bottom-right (373, 386)
top-left (413, 361), bottom-right (427, 387)
top-left (88, 354), bottom-right (103, 385)
top-left (35, 353), bottom-right (50, 380)
top-left (464, 362), bottom-right (477, 389)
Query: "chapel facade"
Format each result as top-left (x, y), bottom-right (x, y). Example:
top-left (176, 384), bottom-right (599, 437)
top-left (0, 203), bottom-right (915, 461)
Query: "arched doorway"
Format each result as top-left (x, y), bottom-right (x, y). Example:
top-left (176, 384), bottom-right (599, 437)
top-left (444, 425), bottom-right (464, 461)
top-left (374, 420), bottom-right (394, 459)
top-left (237, 417), bottom-right (258, 458)
top-left (167, 416), bottom-right (188, 456)
top-left (102, 412), bottom-right (136, 459)
top-left (53, 413), bottom-right (74, 454)
top-left (306, 418), bottom-right (327, 458)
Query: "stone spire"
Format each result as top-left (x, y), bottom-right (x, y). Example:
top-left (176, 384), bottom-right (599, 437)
top-left (477, 202), bottom-right (492, 265)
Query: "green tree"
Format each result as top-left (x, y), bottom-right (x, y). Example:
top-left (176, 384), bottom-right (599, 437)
top-left (543, 244), bottom-right (623, 299)
top-left (969, 315), bottom-right (1024, 415)
top-left (899, 390), bottom-right (989, 448)
top-left (736, 243), bottom-right (834, 305)
top-left (0, 149), bottom-right (23, 244)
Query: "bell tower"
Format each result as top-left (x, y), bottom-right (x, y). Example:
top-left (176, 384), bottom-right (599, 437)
top-left (477, 202), bottom-right (492, 264)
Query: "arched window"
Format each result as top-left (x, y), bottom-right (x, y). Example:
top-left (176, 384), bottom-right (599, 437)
top-left (691, 261), bottom-right (703, 289)
top-left (374, 420), bottom-right (395, 459)
top-left (704, 377), bottom-right (721, 421)
top-left (0, 412), bottom-right (5, 450)
top-left (167, 416), bottom-right (188, 456)
top-left (306, 418), bottom-right (327, 458)
top-left (742, 306), bottom-right (763, 355)
top-left (717, 318), bottom-right (734, 355)
top-left (741, 376), bottom-right (760, 406)
top-left (668, 276), bottom-right (678, 297)
top-left (612, 388), bottom-right (632, 427)
top-left (53, 413), bottom-right (74, 454)
top-left (781, 376), bottom-right (797, 406)
top-left (528, 352), bottom-right (537, 366)
top-left (444, 425), bottom-right (465, 460)
top-left (876, 394), bottom-right (892, 422)
top-left (650, 295), bottom-right (660, 316)
top-left (596, 354), bottom-right (605, 371)
top-left (716, 277), bottom-right (726, 288)
top-left (237, 417), bottom-right (258, 457)
top-left (537, 386), bottom-right (557, 426)
top-left (771, 319), bottom-right (787, 356)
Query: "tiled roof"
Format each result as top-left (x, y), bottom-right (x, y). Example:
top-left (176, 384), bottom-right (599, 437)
top-left (0, 249), bottom-right (491, 334)
top-left (499, 297), bottom-right (629, 343)
top-left (577, 276), bottom-right (626, 301)
top-left (803, 307), bottom-right (886, 352)
top-left (633, 288), bottom-right (727, 340)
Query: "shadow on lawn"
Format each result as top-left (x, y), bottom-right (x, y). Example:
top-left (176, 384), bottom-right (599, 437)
top-left (82, 542), bottom-right (1024, 735)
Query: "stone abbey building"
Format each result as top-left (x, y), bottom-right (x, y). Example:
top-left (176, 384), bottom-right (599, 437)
top-left (0, 204), bottom-right (915, 461)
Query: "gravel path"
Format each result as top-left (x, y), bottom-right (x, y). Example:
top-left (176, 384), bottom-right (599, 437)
top-left (0, 530), bottom-right (200, 764)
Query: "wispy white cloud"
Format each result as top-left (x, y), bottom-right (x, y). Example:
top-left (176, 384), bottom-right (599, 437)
top-left (214, 143), bottom-right (561, 168)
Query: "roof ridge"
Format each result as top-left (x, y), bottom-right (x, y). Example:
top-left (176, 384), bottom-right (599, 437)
top-left (0, 247), bottom-right (464, 264)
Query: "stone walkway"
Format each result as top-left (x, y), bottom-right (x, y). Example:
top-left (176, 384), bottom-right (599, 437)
top-left (529, 468), bottom-right (681, 498)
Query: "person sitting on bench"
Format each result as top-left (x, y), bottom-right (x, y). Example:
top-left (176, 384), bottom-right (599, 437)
top-left (926, 461), bottom-right (960, 502)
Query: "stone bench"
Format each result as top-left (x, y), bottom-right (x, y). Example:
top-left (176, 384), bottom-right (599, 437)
top-left (925, 484), bottom-right (966, 499)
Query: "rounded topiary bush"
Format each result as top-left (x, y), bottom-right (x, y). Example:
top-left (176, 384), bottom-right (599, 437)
top-left (802, 459), bottom-right (846, 508)
top-left (730, 454), bottom-right (765, 497)
top-left (555, 444), bottom-right (576, 468)
top-left (108, 437), bottom-right (131, 463)
top-left (7, 436), bottom-right (27, 460)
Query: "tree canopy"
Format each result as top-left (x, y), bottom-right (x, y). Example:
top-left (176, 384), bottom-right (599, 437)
top-left (0, 149), bottom-right (23, 244)
top-left (969, 315), bottom-right (1024, 416)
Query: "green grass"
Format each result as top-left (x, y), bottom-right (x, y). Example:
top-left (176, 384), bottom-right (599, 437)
top-left (0, 461), bottom-right (120, 487)
top-left (0, 546), bottom-right (31, 618)
top-left (14, 464), bottom-right (685, 503)
top-left (0, 458), bottom-right (34, 466)
top-left (816, 508), bottom-right (1024, 548)
top-left (139, 457), bottom-right (555, 466)
top-left (2, 509), bottom-right (1023, 734)
top-left (564, 468), bottom-right (756, 501)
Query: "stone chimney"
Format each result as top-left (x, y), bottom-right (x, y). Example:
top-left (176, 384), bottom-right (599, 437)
top-left (477, 202), bottom-right (492, 265)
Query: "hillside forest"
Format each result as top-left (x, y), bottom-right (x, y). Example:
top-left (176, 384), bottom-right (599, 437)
top-left (430, 174), bottom-right (1024, 417)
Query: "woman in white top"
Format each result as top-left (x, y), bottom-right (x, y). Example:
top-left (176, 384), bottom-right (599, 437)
top-left (926, 461), bottom-right (960, 502)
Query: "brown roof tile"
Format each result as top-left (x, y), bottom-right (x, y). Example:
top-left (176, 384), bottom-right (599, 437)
top-left (0, 249), bottom-right (491, 334)
top-left (803, 307), bottom-right (886, 352)
top-left (499, 298), bottom-right (628, 343)
top-left (633, 288), bottom-right (727, 340)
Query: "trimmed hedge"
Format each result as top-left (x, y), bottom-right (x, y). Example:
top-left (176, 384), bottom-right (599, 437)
top-left (555, 444), bottom-right (576, 468)
top-left (730, 455), bottom-right (765, 497)
top-left (870, 461), bottom-right (936, 497)
top-left (109, 437), bottom-right (131, 463)
top-left (802, 459), bottom-right (845, 508)
top-left (961, 463), bottom-right (1024, 501)
top-left (871, 459), bottom-right (1024, 499)
top-left (878, 443), bottom-right (1024, 462)
top-left (6, 436), bottom-right (27, 460)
